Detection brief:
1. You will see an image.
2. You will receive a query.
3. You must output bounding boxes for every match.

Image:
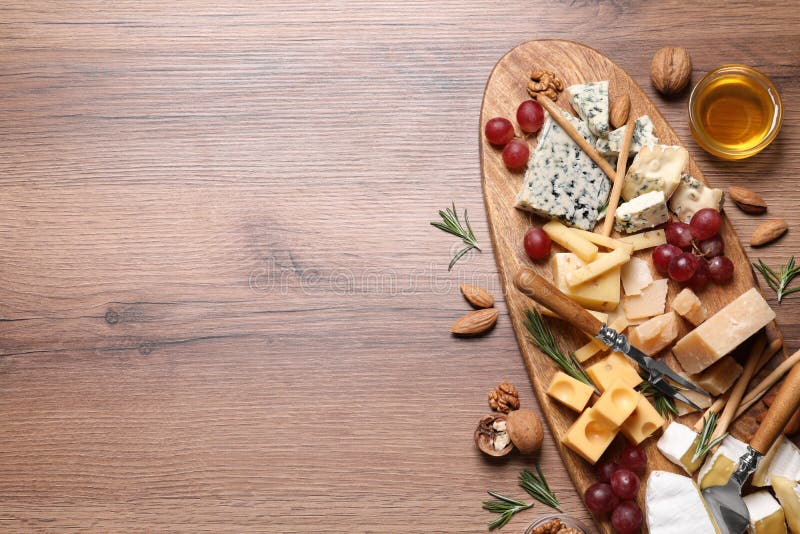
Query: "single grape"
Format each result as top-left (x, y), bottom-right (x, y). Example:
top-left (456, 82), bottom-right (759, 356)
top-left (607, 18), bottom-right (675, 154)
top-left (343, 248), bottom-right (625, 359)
top-left (610, 468), bottom-right (640, 500)
top-left (708, 256), bottom-right (734, 283)
top-left (502, 140), bottom-right (530, 169)
top-left (524, 227), bottom-right (552, 260)
top-left (665, 222), bottom-right (693, 249)
top-left (697, 235), bottom-right (724, 258)
top-left (595, 460), bottom-right (619, 483)
top-left (516, 100), bottom-right (545, 133)
top-left (652, 244), bottom-right (682, 275)
top-left (584, 482), bottom-right (619, 516)
top-left (618, 446), bottom-right (647, 476)
top-left (612, 501), bottom-right (643, 534)
top-left (668, 252), bottom-right (699, 282)
top-left (484, 117), bottom-right (514, 145)
top-left (690, 208), bottom-right (723, 240)
top-left (687, 259), bottom-right (710, 291)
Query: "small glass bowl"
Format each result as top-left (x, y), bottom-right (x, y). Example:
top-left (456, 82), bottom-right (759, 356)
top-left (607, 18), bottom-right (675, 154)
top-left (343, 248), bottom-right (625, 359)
top-left (525, 513), bottom-right (591, 534)
top-left (688, 64), bottom-right (783, 160)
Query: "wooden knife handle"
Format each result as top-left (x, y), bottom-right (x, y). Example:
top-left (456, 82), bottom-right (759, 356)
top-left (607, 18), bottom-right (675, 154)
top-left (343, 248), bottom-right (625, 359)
top-left (514, 269), bottom-right (603, 337)
top-left (750, 363), bottom-right (800, 454)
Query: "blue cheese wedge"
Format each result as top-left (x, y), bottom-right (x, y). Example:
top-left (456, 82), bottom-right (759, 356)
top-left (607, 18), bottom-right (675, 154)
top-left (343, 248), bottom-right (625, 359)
top-left (614, 190), bottom-right (669, 234)
top-left (669, 173), bottom-right (725, 223)
top-left (622, 144), bottom-right (689, 201)
top-left (567, 81), bottom-right (610, 138)
top-left (645, 471), bottom-right (719, 534)
top-left (515, 111), bottom-right (610, 231)
top-left (595, 115), bottom-right (659, 157)
top-left (742, 491), bottom-right (787, 534)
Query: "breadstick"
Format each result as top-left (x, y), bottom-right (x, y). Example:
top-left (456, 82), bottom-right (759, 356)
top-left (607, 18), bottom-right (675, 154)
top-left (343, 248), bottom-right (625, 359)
top-left (601, 118), bottom-right (635, 236)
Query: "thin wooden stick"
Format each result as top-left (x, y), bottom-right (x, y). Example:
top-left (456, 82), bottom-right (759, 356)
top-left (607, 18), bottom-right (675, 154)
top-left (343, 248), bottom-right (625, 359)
top-left (601, 118), bottom-right (635, 236)
top-left (534, 94), bottom-right (616, 181)
top-left (736, 346), bottom-right (800, 419)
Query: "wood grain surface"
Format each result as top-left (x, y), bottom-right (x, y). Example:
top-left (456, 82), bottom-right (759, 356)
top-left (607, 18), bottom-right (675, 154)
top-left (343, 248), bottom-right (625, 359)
top-left (0, 2), bottom-right (798, 532)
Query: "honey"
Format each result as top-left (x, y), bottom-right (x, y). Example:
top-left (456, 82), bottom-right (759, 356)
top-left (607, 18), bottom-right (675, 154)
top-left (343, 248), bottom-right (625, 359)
top-left (689, 65), bottom-right (782, 159)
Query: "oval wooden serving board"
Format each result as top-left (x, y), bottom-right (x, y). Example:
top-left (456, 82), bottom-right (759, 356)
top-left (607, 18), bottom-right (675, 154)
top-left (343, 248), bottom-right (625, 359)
top-left (480, 40), bottom-right (785, 533)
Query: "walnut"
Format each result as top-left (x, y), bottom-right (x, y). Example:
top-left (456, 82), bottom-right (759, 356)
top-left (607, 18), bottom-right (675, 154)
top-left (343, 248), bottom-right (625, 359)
top-left (650, 47), bottom-right (692, 95)
top-left (474, 414), bottom-right (513, 457)
top-left (527, 70), bottom-right (564, 101)
top-left (531, 518), bottom-right (582, 534)
top-left (488, 381), bottom-right (520, 413)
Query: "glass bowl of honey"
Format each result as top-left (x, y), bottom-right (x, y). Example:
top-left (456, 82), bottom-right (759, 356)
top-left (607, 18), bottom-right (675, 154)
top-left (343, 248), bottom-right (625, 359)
top-left (689, 64), bottom-right (783, 159)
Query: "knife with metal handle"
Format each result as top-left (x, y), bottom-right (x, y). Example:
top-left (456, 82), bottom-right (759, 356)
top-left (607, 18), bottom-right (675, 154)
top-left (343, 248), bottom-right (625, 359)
top-left (514, 269), bottom-right (709, 409)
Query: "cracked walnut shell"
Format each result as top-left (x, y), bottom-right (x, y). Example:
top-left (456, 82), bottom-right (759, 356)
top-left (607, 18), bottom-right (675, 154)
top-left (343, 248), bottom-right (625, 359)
top-left (488, 381), bottom-right (520, 413)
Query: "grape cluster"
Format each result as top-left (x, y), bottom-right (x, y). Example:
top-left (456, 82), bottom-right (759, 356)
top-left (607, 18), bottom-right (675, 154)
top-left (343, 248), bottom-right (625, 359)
top-left (584, 445), bottom-right (645, 533)
top-left (652, 208), bottom-right (733, 291)
top-left (484, 100), bottom-right (545, 170)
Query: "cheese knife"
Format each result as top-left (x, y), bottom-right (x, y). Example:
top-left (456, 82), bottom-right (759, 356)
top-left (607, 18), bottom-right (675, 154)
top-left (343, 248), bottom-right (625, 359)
top-left (701, 362), bottom-right (800, 534)
top-left (514, 270), bottom-right (710, 409)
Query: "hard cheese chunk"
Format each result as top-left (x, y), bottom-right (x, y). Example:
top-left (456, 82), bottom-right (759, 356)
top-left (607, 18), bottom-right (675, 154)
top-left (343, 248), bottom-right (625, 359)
top-left (615, 190), bottom-right (669, 234)
top-left (515, 111), bottom-right (610, 231)
top-left (595, 115), bottom-right (658, 156)
top-left (772, 476), bottom-right (800, 534)
top-left (669, 173), bottom-right (725, 224)
top-left (691, 356), bottom-right (742, 396)
top-left (593, 380), bottom-right (639, 427)
top-left (547, 371), bottom-right (594, 413)
top-left (645, 471), bottom-right (720, 534)
top-left (568, 227), bottom-right (635, 254)
top-left (627, 311), bottom-right (680, 355)
top-left (621, 394), bottom-right (665, 445)
top-left (587, 352), bottom-right (643, 392)
top-left (622, 144), bottom-right (689, 201)
top-left (551, 253), bottom-right (621, 312)
top-left (671, 287), bottom-right (708, 326)
top-left (567, 81), bottom-right (610, 138)
top-left (697, 435), bottom-right (749, 489)
top-left (673, 288), bottom-right (776, 374)
top-left (621, 257), bottom-right (653, 296)
top-left (675, 387), bottom-right (713, 416)
top-left (574, 316), bottom-right (628, 363)
top-left (743, 491), bottom-right (787, 534)
top-left (562, 407), bottom-right (617, 464)
top-left (753, 435), bottom-right (800, 487)
top-left (618, 229), bottom-right (666, 251)
top-left (657, 422), bottom-right (702, 473)
top-left (566, 247), bottom-right (630, 287)
top-left (543, 220), bottom-right (598, 262)
top-left (623, 278), bottom-right (669, 320)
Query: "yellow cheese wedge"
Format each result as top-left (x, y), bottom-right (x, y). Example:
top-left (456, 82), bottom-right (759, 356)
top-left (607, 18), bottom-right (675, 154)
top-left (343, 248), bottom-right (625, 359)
top-left (574, 316), bottom-right (629, 363)
top-left (618, 229), bottom-right (666, 251)
top-left (671, 287), bottom-right (708, 326)
top-left (540, 306), bottom-right (608, 325)
top-left (587, 352), bottom-right (643, 392)
top-left (627, 311), bottom-right (680, 355)
top-left (562, 407), bottom-right (618, 464)
top-left (621, 394), bottom-right (665, 445)
top-left (543, 220), bottom-right (598, 262)
top-left (568, 228), bottom-right (635, 254)
top-left (673, 288), bottom-right (776, 374)
top-left (623, 278), bottom-right (669, 320)
top-left (743, 491), bottom-right (787, 534)
top-left (772, 476), bottom-right (800, 534)
top-left (690, 357), bottom-right (742, 396)
top-left (566, 247), bottom-right (630, 288)
top-left (593, 380), bottom-right (640, 427)
top-left (551, 253), bottom-right (621, 312)
top-left (547, 371), bottom-right (595, 413)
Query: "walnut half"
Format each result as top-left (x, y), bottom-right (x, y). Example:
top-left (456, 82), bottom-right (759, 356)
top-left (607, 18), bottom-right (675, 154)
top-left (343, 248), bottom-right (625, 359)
top-left (488, 381), bottom-right (520, 413)
top-left (474, 414), bottom-right (513, 457)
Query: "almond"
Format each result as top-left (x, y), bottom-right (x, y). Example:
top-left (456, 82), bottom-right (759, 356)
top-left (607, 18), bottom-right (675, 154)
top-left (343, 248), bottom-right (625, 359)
top-left (451, 308), bottom-right (499, 336)
top-left (610, 94), bottom-right (631, 129)
top-left (750, 219), bottom-right (788, 247)
top-left (729, 186), bottom-right (767, 214)
top-left (460, 284), bottom-right (494, 308)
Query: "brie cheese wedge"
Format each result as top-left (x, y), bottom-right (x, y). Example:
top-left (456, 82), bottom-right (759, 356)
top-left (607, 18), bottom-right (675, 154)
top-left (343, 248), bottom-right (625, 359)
top-left (645, 470), bottom-right (719, 534)
top-left (697, 435), bottom-right (748, 489)
top-left (656, 422), bottom-right (702, 473)
top-left (772, 476), bottom-right (800, 534)
top-left (743, 490), bottom-right (787, 534)
top-left (753, 435), bottom-right (800, 487)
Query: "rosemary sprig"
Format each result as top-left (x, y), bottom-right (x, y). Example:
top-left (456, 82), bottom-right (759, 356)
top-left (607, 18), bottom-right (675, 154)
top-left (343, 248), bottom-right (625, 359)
top-left (519, 464), bottom-right (561, 511)
top-left (753, 257), bottom-right (800, 303)
top-left (482, 491), bottom-right (532, 530)
top-left (693, 411), bottom-right (728, 462)
top-left (636, 382), bottom-right (678, 419)
top-left (430, 202), bottom-right (481, 270)
top-left (522, 308), bottom-right (593, 387)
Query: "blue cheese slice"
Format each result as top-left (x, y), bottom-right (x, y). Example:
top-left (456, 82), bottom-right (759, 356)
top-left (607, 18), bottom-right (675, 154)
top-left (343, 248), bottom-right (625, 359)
top-left (567, 81), bottom-right (610, 138)
top-left (595, 115), bottom-right (659, 157)
top-left (622, 144), bottom-right (689, 201)
top-left (515, 111), bottom-right (610, 231)
top-left (614, 190), bottom-right (669, 234)
top-left (669, 173), bottom-right (725, 223)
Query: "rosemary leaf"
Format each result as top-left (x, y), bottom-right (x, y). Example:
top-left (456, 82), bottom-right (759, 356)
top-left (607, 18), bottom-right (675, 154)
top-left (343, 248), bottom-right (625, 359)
top-left (482, 491), bottom-right (532, 529)
top-left (430, 202), bottom-right (481, 271)
top-left (693, 411), bottom-right (728, 461)
top-left (636, 382), bottom-right (678, 419)
top-left (519, 465), bottom-right (561, 511)
top-left (522, 309), bottom-right (594, 387)
top-left (754, 257), bottom-right (800, 303)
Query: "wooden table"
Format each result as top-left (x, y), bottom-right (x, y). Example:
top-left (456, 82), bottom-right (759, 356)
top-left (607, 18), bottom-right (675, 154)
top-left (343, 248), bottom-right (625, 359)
top-left (1, 2), bottom-right (798, 531)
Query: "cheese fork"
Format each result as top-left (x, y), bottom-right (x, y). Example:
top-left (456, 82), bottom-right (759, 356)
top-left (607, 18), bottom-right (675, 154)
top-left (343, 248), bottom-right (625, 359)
top-left (514, 270), bottom-right (709, 409)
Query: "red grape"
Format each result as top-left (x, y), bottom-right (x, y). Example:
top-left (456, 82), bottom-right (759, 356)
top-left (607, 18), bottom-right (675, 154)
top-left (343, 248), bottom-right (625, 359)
top-left (612, 501), bottom-right (643, 534)
top-left (697, 235), bottom-right (724, 258)
top-left (652, 244), bottom-right (682, 275)
top-left (668, 252), bottom-right (699, 282)
top-left (610, 468), bottom-right (640, 500)
top-left (584, 482), bottom-right (619, 516)
top-left (708, 256), bottom-right (734, 283)
top-left (665, 222), bottom-right (693, 249)
top-left (687, 259), bottom-right (710, 291)
top-left (690, 208), bottom-right (723, 240)
top-left (595, 460), bottom-right (619, 483)
top-left (524, 227), bottom-right (552, 260)
top-left (484, 117), bottom-right (514, 145)
top-left (618, 446), bottom-right (647, 476)
top-left (502, 140), bottom-right (530, 169)
top-left (516, 100), bottom-right (545, 133)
